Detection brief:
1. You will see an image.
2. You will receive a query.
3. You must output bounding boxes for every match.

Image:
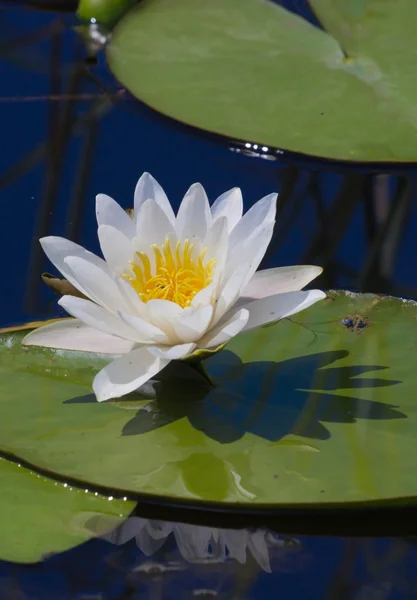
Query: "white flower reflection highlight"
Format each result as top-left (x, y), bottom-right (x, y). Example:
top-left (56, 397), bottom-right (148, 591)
top-left (23, 172), bottom-right (325, 402)
top-left (100, 517), bottom-right (298, 573)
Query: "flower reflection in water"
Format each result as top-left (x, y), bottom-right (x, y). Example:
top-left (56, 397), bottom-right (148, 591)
top-left (96, 517), bottom-right (302, 574)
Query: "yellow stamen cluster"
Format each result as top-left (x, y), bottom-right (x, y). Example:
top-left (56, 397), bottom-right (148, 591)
top-left (124, 238), bottom-right (216, 308)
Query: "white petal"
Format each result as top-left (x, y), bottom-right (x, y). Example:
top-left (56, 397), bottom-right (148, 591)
top-left (225, 221), bottom-right (274, 283)
top-left (64, 256), bottom-right (126, 313)
top-left (22, 319), bottom-right (135, 354)
top-left (145, 299), bottom-right (183, 341)
top-left (202, 215), bottom-right (228, 257)
top-left (240, 222), bottom-right (275, 289)
top-left (134, 172), bottom-right (175, 225)
top-left (92, 347), bottom-right (168, 402)
top-left (211, 187), bottom-right (243, 233)
top-left (96, 194), bottom-right (135, 239)
top-left (135, 198), bottom-right (176, 248)
top-left (212, 264), bottom-right (250, 325)
top-left (241, 265), bottom-right (323, 302)
top-left (118, 310), bottom-right (169, 344)
top-left (199, 308), bottom-right (249, 349)
top-left (98, 225), bottom-right (132, 274)
top-left (202, 216), bottom-right (229, 296)
top-left (176, 183), bottom-right (212, 241)
top-left (116, 278), bottom-right (148, 318)
top-left (149, 343), bottom-right (196, 359)
top-left (58, 295), bottom-right (140, 342)
top-left (40, 236), bottom-right (109, 295)
top-left (228, 192), bottom-right (277, 250)
top-left (190, 283), bottom-right (214, 308)
top-left (174, 305), bottom-right (214, 343)
top-left (242, 289), bottom-right (326, 332)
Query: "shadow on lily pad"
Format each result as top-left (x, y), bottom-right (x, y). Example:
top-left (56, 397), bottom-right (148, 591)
top-left (113, 350), bottom-right (404, 444)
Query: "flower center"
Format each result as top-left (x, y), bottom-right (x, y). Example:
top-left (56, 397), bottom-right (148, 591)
top-left (124, 238), bottom-right (216, 308)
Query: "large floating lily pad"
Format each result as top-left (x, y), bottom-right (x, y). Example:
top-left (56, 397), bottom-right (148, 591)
top-left (107, 0), bottom-right (417, 163)
top-left (1, 291), bottom-right (417, 508)
top-left (0, 458), bottom-right (135, 564)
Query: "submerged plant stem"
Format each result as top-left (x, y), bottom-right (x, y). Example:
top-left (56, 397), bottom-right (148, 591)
top-left (185, 360), bottom-right (216, 387)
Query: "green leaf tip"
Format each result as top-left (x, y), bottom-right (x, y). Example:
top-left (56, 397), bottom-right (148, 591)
top-left (77, 0), bottom-right (137, 27)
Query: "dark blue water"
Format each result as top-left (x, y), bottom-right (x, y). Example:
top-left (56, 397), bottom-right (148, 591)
top-left (3, 529), bottom-right (417, 599)
top-left (1, 2), bottom-right (417, 598)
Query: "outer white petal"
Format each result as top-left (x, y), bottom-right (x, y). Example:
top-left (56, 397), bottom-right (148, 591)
top-left (135, 197), bottom-right (176, 248)
top-left (225, 221), bottom-right (274, 283)
top-left (176, 183), bottom-right (212, 242)
top-left (118, 310), bottom-right (170, 344)
top-left (228, 192), bottom-right (277, 250)
top-left (202, 216), bottom-right (229, 296)
top-left (212, 264), bottom-right (250, 325)
top-left (145, 299), bottom-right (183, 341)
top-left (174, 305), bottom-right (214, 343)
top-left (92, 347), bottom-right (168, 402)
top-left (241, 289), bottom-right (326, 332)
top-left (241, 265), bottom-right (323, 301)
top-left (64, 256), bottom-right (126, 313)
top-left (116, 278), bottom-right (148, 318)
top-left (96, 194), bottom-right (135, 239)
top-left (58, 295), bottom-right (141, 342)
top-left (149, 343), bottom-right (196, 359)
top-left (22, 319), bottom-right (135, 354)
top-left (199, 308), bottom-right (249, 349)
top-left (202, 215), bottom-right (228, 258)
top-left (40, 236), bottom-right (108, 294)
top-left (211, 187), bottom-right (243, 233)
top-left (240, 222), bottom-right (275, 289)
top-left (98, 225), bottom-right (132, 274)
top-left (134, 172), bottom-right (175, 225)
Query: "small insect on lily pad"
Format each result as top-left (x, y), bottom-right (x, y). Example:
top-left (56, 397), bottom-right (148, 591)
top-left (1, 291), bottom-right (417, 519)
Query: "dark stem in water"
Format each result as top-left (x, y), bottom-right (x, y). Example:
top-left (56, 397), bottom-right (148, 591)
top-left (185, 360), bottom-right (216, 387)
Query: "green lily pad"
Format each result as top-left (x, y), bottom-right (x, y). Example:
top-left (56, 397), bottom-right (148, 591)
top-left (0, 457), bottom-right (135, 564)
top-left (107, 0), bottom-right (417, 163)
top-left (1, 291), bottom-right (417, 509)
top-left (77, 0), bottom-right (137, 26)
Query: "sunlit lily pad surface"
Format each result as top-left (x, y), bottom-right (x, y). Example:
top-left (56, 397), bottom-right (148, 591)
top-left (1, 291), bottom-right (417, 517)
top-left (107, 0), bottom-right (417, 163)
top-left (77, 0), bottom-right (136, 26)
top-left (0, 458), bottom-right (134, 563)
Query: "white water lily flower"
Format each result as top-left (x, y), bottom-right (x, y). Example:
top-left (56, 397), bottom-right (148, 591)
top-left (23, 172), bottom-right (325, 402)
